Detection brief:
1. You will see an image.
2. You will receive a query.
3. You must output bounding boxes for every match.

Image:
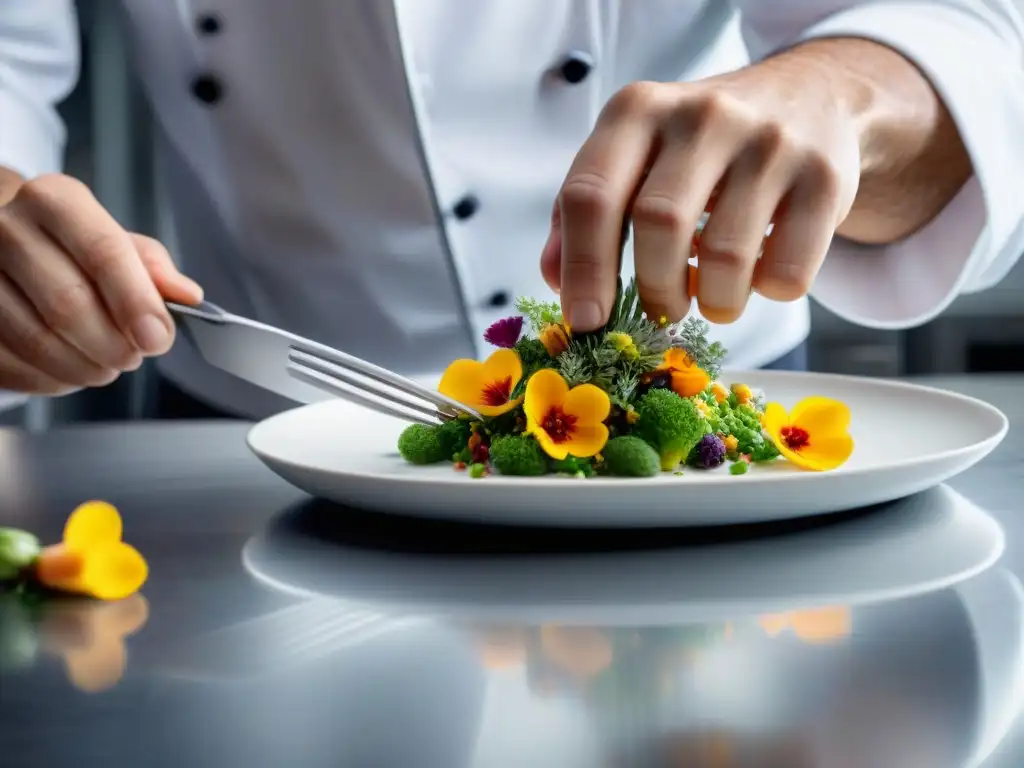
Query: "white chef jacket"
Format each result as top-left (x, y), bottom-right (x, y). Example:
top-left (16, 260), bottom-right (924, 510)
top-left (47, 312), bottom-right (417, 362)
top-left (2, 1), bottom-right (1024, 419)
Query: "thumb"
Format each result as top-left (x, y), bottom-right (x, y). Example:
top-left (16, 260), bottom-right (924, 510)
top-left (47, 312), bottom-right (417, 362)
top-left (129, 234), bottom-right (204, 305)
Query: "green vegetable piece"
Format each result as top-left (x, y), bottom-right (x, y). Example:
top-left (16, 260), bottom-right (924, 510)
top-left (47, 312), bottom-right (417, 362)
top-left (729, 460), bottom-right (749, 475)
top-left (602, 436), bottom-right (660, 477)
top-left (0, 528), bottom-right (41, 582)
top-left (631, 389), bottom-right (706, 471)
top-left (749, 438), bottom-right (781, 462)
top-left (550, 455), bottom-right (595, 477)
top-left (397, 424), bottom-right (449, 465)
top-left (468, 463), bottom-right (488, 478)
top-left (489, 434), bottom-right (549, 476)
top-left (437, 419), bottom-right (472, 457)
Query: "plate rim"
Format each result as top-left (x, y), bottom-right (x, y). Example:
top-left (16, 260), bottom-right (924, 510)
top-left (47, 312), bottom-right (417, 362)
top-left (246, 370), bottom-right (1009, 487)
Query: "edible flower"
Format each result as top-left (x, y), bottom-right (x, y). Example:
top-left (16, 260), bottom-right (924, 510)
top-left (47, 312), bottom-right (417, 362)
top-left (483, 316), bottom-right (524, 348)
top-left (524, 369), bottom-right (610, 460)
top-left (656, 348), bottom-right (710, 398)
top-left (34, 501), bottom-right (148, 601)
top-left (731, 383), bottom-right (753, 405)
top-left (539, 322), bottom-right (571, 357)
top-left (711, 382), bottom-right (729, 403)
top-left (439, 348), bottom-right (523, 417)
top-left (606, 332), bottom-right (639, 361)
top-left (762, 396), bottom-right (854, 471)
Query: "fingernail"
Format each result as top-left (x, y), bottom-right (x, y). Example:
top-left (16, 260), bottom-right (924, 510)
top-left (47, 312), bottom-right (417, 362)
top-left (178, 275), bottom-right (204, 302)
top-left (132, 315), bottom-right (170, 353)
top-left (696, 264), bottom-right (736, 309)
top-left (568, 301), bottom-right (603, 331)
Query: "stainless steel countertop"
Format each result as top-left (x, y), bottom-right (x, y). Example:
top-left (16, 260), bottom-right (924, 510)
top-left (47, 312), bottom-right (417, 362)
top-left (0, 374), bottom-right (1021, 768)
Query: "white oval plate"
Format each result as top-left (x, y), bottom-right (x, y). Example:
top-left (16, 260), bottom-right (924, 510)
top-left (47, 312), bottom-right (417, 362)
top-left (241, 485), bottom-right (1005, 625)
top-left (246, 371), bottom-right (1008, 527)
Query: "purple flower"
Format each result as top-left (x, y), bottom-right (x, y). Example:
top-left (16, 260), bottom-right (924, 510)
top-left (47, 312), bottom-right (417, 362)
top-left (484, 316), bottom-right (524, 348)
top-left (695, 433), bottom-right (726, 469)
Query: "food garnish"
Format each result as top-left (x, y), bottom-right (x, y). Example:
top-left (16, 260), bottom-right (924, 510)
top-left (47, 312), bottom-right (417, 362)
top-left (396, 277), bottom-right (854, 477)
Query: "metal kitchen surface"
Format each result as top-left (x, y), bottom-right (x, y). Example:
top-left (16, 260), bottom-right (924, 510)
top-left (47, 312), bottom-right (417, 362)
top-left (0, 376), bottom-right (1022, 768)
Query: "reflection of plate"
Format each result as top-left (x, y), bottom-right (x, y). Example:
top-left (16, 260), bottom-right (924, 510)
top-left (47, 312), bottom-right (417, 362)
top-left (246, 371), bottom-right (1007, 527)
top-left (242, 485), bottom-right (1004, 625)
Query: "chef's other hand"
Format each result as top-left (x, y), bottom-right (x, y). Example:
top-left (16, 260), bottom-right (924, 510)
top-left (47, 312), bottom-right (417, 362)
top-left (0, 173), bottom-right (203, 394)
top-left (541, 53), bottom-right (861, 330)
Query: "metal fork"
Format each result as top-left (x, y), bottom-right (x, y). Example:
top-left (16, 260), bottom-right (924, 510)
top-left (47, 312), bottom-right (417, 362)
top-left (166, 300), bottom-right (483, 425)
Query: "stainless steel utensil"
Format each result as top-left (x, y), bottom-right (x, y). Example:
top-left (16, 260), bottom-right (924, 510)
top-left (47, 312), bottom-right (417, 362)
top-left (165, 300), bottom-right (482, 424)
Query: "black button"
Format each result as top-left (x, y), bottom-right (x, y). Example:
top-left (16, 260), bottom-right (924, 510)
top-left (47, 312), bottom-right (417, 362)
top-left (558, 52), bottom-right (593, 84)
top-left (190, 74), bottom-right (223, 105)
top-left (196, 14), bottom-right (222, 35)
top-left (452, 195), bottom-right (479, 221)
top-left (487, 291), bottom-right (511, 308)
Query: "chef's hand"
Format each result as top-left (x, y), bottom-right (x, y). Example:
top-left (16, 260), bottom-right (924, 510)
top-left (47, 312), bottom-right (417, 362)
top-left (541, 51), bottom-right (861, 330)
top-left (0, 173), bottom-right (203, 394)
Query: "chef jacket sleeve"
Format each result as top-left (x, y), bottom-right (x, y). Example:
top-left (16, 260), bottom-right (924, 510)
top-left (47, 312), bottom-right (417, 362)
top-left (731, 0), bottom-right (1024, 329)
top-left (0, 0), bottom-right (79, 180)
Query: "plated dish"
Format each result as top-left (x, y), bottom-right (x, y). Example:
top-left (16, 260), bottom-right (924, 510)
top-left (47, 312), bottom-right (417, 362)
top-left (398, 277), bottom-right (853, 479)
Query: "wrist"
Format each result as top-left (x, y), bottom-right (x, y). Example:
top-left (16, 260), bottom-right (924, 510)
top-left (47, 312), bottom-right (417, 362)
top-left (0, 167), bottom-right (26, 206)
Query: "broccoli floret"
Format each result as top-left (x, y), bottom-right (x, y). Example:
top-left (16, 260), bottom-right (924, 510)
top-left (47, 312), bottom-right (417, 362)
top-left (489, 435), bottom-right (549, 476)
top-left (749, 438), bottom-right (781, 463)
top-left (631, 389), bottom-right (706, 471)
top-left (397, 423), bottom-right (450, 465)
top-left (601, 436), bottom-right (660, 477)
top-left (437, 418), bottom-right (472, 457)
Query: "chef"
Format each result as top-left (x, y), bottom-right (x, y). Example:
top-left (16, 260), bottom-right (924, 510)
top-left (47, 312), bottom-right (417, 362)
top-left (0, 1), bottom-right (1022, 420)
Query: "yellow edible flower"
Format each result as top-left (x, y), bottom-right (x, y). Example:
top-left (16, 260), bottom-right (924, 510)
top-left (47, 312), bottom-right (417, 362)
top-left (606, 332), bottom-right (639, 361)
top-left (539, 323), bottom-right (571, 357)
top-left (762, 397), bottom-right (854, 471)
top-left (656, 348), bottom-right (710, 398)
top-left (34, 501), bottom-right (148, 601)
top-left (438, 348), bottom-right (523, 417)
top-left (524, 369), bottom-right (610, 460)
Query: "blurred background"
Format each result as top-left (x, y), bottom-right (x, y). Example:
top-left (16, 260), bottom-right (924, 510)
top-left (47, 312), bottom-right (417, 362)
top-left (3, 1), bottom-right (1024, 430)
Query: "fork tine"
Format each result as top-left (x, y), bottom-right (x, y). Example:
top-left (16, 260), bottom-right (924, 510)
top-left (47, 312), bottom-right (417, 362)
top-left (290, 342), bottom-right (482, 420)
top-left (288, 359), bottom-right (443, 426)
top-left (288, 349), bottom-right (453, 421)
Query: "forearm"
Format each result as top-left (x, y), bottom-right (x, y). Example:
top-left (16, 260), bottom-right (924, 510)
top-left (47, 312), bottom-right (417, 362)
top-left (767, 37), bottom-right (973, 246)
top-left (0, 166), bottom-right (26, 206)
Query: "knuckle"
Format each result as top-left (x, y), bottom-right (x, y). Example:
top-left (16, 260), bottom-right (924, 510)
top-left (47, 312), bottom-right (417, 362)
top-left (42, 279), bottom-right (94, 331)
top-left (604, 81), bottom-right (660, 119)
top-left (632, 195), bottom-right (690, 235)
top-left (745, 123), bottom-right (791, 167)
top-left (77, 231), bottom-right (128, 275)
top-left (560, 174), bottom-right (615, 220)
top-left (15, 174), bottom-right (84, 211)
top-left (800, 152), bottom-right (843, 200)
top-left (698, 245), bottom-right (749, 274)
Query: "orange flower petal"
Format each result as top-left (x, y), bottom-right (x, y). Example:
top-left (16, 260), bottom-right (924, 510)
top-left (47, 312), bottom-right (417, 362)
top-left (670, 368), bottom-right (710, 398)
top-left (561, 383), bottom-right (611, 425)
top-left (35, 544), bottom-right (85, 593)
top-left (438, 351), bottom-right (522, 417)
top-left (564, 423), bottom-right (609, 458)
top-left (64, 501), bottom-right (123, 549)
top-left (660, 348), bottom-right (693, 371)
top-left (524, 368), bottom-right (569, 423)
top-left (790, 397), bottom-right (851, 438)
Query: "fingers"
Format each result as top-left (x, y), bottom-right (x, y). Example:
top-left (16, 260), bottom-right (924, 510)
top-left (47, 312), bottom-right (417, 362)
top-left (556, 83), bottom-right (659, 331)
top-left (696, 135), bottom-right (793, 323)
top-left (539, 202), bottom-right (563, 295)
top-left (631, 133), bottom-right (730, 323)
top-left (131, 234), bottom-right (203, 305)
top-left (0, 203), bottom-right (140, 371)
top-left (11, 175), bottom-right (175, 355)
top-left (0, 273), bottom-right (122, 388)
top-left (754, 158), bottom-right (844, 302)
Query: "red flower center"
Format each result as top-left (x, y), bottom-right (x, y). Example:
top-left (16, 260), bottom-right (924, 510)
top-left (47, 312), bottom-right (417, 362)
top-left (482, 377), bottom-right (513, 406)
top-left (543, 406), bottom-right (577, 444)
top-left (780, 425), bottom-right (810, 451)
